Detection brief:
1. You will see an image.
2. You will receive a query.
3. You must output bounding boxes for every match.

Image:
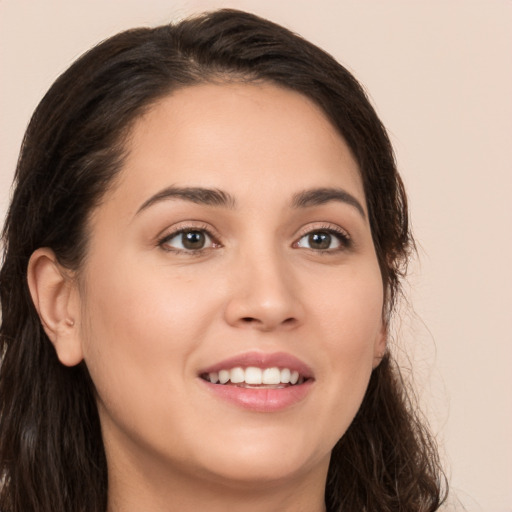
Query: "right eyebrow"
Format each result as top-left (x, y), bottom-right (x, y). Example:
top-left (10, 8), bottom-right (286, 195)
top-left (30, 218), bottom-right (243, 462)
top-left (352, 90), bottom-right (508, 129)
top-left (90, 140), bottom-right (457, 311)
top-left (135, 186), bottom-right (237, 216)
top-left (291, 187), bottom-right (366, 219)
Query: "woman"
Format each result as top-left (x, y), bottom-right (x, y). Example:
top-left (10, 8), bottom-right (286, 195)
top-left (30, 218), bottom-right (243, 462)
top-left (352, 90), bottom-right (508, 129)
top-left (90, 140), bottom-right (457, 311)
top-left (0, 9), bottom-right (447, 512)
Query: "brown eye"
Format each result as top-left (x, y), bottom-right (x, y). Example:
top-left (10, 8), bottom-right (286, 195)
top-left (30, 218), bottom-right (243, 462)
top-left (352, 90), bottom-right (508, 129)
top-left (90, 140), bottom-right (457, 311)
top-left (295, 229), bottom-right (349, 251)
top-left (160, 229), bottom-right (214, 252)
top-left (307, 232), bottom-right (332, 250)
top-left (182, 231), bottom-right (206, 249)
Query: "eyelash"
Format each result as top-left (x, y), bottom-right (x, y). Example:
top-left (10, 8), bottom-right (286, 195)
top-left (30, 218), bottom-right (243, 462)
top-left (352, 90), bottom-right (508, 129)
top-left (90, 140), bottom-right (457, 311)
top-left (157, 224), bottom-right (220, 255)
top-left (157, 224), bottom-right (351, 255)
top-left (293, 225), bottom-right (352, 253)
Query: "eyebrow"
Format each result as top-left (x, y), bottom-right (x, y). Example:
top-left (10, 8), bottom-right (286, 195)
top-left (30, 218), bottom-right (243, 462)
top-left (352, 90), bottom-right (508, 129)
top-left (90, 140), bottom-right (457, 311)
top-left (136, 185), bottom-right (365, 219)
top-left (136, 186), bottom-right (236, 214)
top-left (291, 187), bottom-right (366, 219)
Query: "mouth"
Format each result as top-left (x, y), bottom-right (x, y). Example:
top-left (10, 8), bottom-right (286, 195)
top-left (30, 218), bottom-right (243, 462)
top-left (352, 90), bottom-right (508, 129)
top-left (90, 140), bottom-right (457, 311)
top-left (200, 366), bottom-right (308, 388)
top-left (198, 352), bottom-right (314, 412)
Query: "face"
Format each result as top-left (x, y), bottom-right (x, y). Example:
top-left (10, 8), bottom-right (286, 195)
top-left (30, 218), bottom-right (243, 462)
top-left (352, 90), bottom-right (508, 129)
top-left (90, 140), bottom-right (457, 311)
top-left (76, 83), bottom-right (385, 490)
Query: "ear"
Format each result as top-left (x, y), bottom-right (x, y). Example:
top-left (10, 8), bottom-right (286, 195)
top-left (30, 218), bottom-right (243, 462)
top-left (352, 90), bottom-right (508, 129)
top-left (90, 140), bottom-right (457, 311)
top-left (372, 322), bottom-right (387, 369)
top-left (27, 248), bottom-right (83, 366)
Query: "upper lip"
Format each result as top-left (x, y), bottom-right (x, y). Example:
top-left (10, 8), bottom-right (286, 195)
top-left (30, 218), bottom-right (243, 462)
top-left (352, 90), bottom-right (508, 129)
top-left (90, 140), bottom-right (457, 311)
top-left (199, 351), bottom-right (314, 379)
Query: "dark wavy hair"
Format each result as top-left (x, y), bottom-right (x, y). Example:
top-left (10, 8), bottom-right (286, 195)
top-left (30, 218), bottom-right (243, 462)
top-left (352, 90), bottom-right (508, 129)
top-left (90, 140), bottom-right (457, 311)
top-left (0, 9), bottom-right (447, 511)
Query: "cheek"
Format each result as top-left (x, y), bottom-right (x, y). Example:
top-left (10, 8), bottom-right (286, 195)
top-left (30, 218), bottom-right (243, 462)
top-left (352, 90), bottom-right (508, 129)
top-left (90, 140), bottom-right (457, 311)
top-left (78, 259), bottom-right (217, 410)
top-left (311, 263), bottom-right (384, 347)
top-left (306, 266), bottom-right (384, 430)
top-left (82, 255), bottom-right (211, 343)
top-left (76, 260), bottom-right (227, 463)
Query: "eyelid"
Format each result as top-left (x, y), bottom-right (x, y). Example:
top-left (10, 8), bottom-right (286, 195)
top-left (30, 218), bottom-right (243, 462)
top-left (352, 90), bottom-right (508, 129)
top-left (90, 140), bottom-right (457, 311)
top-left (293, 223), bottom-right (352, 250)
top-left (156, 222), bottom-right (222, 253)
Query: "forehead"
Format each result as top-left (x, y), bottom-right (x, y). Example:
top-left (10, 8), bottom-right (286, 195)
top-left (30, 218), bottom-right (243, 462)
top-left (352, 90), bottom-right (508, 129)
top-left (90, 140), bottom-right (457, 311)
top-left (107, 82), bottom-right (365, 215)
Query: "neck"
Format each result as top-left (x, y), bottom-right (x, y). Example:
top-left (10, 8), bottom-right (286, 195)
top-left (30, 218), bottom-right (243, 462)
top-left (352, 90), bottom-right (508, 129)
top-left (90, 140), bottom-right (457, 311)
top-left (106, 445), bottom-right (328, 512)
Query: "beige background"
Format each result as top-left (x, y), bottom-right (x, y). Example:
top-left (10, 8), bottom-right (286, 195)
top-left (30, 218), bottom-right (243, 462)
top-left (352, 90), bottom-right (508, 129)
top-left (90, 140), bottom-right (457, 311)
top-left (1, 1), bottom-right (511, 510)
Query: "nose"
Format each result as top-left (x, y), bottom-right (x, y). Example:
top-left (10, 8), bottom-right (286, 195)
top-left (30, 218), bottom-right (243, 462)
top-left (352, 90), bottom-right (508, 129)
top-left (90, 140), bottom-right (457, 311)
top-left (223, 247), bottom-right (304, 332)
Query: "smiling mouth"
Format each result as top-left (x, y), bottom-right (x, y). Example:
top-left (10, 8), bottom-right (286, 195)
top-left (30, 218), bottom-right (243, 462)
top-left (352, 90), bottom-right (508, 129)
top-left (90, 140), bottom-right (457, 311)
top-left (200, 366), bottom-right (308, 388)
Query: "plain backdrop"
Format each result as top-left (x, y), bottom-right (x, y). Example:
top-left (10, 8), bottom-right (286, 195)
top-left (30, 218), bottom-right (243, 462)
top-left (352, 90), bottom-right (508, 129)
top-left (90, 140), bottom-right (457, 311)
top-left (1, 1), bottom-right (511, 511)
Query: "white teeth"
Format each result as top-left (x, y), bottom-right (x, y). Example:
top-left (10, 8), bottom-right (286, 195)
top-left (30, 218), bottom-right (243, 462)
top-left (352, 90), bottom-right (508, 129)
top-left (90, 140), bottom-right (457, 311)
top-left (245, 367), bottom-right (262, 384)
top-left (218, 369), bottom-right (230, 384)
top-left (205, 367), bottom-right (306, 386)
top-left (230, 367), bottom-right (244, 384)
top-left (262, 367), bottom-right (281, 385)
top-left (280, 368), bottom-right (291, 383)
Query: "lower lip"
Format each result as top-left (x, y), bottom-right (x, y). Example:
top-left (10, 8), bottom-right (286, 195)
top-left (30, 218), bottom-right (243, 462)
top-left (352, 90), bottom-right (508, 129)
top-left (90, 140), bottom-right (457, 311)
top-left (200, 379), bottom-right (313, 412)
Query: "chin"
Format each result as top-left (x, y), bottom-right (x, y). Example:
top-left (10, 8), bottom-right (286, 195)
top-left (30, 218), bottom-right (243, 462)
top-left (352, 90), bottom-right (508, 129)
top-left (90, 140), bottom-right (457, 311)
top-left (199, 455), bottom-right (320, 489)
top-left (188, 428), bottom-right (331, 487)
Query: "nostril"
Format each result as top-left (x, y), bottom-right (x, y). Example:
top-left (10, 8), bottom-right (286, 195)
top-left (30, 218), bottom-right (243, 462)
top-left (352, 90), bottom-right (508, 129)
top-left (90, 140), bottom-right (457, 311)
top-left (239, 316), bottom-right (297, 328)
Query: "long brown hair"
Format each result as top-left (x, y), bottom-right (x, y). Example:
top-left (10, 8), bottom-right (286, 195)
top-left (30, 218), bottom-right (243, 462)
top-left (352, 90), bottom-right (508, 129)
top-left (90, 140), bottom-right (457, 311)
top-left (0, 9), bottom-right (447, 511)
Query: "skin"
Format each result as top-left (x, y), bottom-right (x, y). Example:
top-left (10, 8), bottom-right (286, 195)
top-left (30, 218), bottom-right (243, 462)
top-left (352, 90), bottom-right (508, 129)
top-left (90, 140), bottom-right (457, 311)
top-left (29, 82), bottom-right (385, 512)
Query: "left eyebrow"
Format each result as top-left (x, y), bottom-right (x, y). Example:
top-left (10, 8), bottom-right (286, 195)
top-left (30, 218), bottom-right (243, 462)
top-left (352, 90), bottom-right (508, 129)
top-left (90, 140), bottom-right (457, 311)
top-left (291, 187), bottom-right (366, 219)
top-left (135, 186), bottom-right (237, 215)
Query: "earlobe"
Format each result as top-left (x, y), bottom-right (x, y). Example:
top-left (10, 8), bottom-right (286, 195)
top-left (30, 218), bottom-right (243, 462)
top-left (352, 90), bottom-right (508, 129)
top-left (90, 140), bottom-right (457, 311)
top-left (372, 323), bottom-right (387, 369)
top-left (27, 248), bottom-right (83, 366)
